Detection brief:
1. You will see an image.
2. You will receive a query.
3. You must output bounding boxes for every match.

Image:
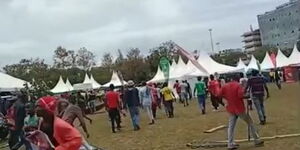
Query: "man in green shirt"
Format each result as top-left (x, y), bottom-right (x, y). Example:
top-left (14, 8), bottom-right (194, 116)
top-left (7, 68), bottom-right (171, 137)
top-left (194, 77), bottom-right (207, 114)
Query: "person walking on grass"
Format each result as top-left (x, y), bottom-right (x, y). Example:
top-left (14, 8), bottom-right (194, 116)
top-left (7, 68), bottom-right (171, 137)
top-left (139, 82), bottom-right (155, 125)
top-left (149, 83), bottom-right (161, 119)
top-left (180, 80), bottom-right (189, 107)
top-left (173, 80), bottom-right (181, 102)
top-left (240, 73), bottom-right (253, 110)
top-left (161, 83), bottom-right (175, 118)
top-left (208, 75), bottom-right (224, 111)
top-left (246, 70), bottom-right (270, 125)
top-left (124, 80), bottom-right (141, 131)
top-left (194, 77), bottom-right (207, 114)
top-left (219, 75), bottom-right (264, 150)
top-left (104, 84), bottom-right (122, 133)
top-left (185, 80), bottom-right (192, 100)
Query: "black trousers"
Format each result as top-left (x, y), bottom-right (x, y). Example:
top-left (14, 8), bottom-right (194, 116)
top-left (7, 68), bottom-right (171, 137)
top-left (108, 108), bottom-right (121, 132)
top-left (210, 95), bottom-right (224, 109)
top-left (165, 101), bottom-right (174, 117)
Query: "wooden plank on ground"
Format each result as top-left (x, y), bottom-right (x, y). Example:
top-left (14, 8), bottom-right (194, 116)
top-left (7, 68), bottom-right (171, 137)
top-left (204, 125), bottom-right (227, 133)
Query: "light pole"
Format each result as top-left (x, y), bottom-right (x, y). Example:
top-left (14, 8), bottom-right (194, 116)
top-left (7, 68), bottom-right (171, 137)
top-left (209, 29), bottom-right (214, 53)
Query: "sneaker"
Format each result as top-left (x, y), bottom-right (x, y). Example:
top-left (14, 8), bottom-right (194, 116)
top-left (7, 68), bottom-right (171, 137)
top-left (149, 120), bottom-right (155, 125)
top-left (255, 141), bottom-right (264, 147)
top-left (228, 144), bottom-right (239, 150)
top-left (260, 121), bottom-right (266, 125)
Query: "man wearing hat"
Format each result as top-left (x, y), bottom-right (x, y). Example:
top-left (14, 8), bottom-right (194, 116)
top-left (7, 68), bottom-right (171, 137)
top-left (124, 80), bottom-right (141, 131)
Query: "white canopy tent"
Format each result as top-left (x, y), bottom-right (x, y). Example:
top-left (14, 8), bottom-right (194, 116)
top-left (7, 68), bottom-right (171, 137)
top-left (83, 74), bottom-right (92, 84)
top-left (50, 76), bottom-right (70, 93)
top-left (103, 71), bottom-right (127, 87)
top-left (65, 78), bottom-right (74, 91)
top-left (236, 58), bottom-right (247, 72)
top-left (147, 66), bottom-right (165, 83)
top-left (169, 56), bottom-right (187, 79)
top-left (276, 48), bottom-right (290, 68)
top-left (260, 52), bottom-right (275, 71)
top-left (90, 75), bottom-right (102, 89)
top-left (189, 51), bottom-right (240, 76)
top-left (245, 55), bottom-right (259, 71)
top-left (288, 45), bottom-right (300, 66)
top-left (0, 72), bottom-right (29, 91)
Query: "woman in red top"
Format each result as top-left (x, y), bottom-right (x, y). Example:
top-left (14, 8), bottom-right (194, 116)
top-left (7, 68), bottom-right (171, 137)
top-left (36, 96), bottom-right (82, 150)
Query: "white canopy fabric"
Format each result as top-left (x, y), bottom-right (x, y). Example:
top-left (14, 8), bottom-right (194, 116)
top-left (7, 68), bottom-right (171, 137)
top-left (90, 75), bottom-right (102, 89)
top-left (147, 66), bottom-right (165, 83)
top-left (185, 60), bottom-right (207, 77)
top-left (169, 56), bottom-right (187, 79)
top-left (245, 55), bottom-right (259, 71)
top-left (0, 72), bottom-right (28, 91)
top-left (83, 74), bottom-right (91, 84)
top-left (50, 76), bottom-right (70, 93)
top-left (288, 45), bottom-right (300, 65)
top-left (65, 78), bottom-right (74, 91)
top-left (260, 52), bottom-right (275, 70)
top-left (189, 51), bottom-right (240, 76)
top-left (236, 58), bottom-right (247, 71)
top-left (103, 71), bottom-right (127, 87)
top-left (276, 48), bottom-right (290, 68)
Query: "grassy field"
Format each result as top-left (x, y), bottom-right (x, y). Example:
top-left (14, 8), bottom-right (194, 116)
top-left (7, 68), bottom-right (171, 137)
top-left (84, 83), bottom-right (300, 150)
top-left (1, 83), bottom-right (299, 150)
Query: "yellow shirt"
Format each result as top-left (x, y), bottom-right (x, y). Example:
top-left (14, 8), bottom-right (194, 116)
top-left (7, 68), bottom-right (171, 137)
top-left (161, 87), bottom-right (174, 101)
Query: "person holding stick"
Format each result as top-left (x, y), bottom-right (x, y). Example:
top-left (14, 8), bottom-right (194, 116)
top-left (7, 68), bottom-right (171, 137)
top-left (219, 75), bottom-right (264, 150)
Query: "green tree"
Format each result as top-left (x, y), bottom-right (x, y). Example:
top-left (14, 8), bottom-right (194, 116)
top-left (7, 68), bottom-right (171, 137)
top-left (76, 47), bottom-right (95, 70)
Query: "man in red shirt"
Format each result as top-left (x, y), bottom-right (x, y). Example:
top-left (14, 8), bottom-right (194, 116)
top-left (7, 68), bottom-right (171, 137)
top-left (220, 75), bottom-right (263, 150)
top-left (105, 84), bottom-right (121, 133)
top-left (208, 75), bottom-right (224, 111)
top-left (173, 80), bottom-right (181, 103)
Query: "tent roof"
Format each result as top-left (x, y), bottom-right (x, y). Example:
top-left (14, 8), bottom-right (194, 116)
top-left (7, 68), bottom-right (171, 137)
top-left (236, 58), bottom-right (246, 70)
top-left (90, 75), bottom-right (102, 89)
top-left (276, 48), bottom-right (290, 68)
top-left (190, 51), bottom-right (240, 76)
top-left (147, 66), bottom-right (165, 83)
top-left (169, 56), bottom-right (187, 79)
top-left (83, 74), bottom-right (91, 84)
top-left (65, 78), bottom-right (74, 91)
top-left (103, 71), bottom-right (127, 87)
top-left (288, 45), bottom-right (300, 65)
top-left (50, 76), bottom-right (70, 93)
top-left (246, 55), bottom-right (259, 71)
top-left (0, 72), bottom-right (28, 91)
top-left (260, 52), bottom-right (275, 70)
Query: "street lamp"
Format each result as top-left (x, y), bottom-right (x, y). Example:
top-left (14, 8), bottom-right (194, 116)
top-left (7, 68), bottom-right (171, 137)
top-left (208, 29), bottom-right (215, 53)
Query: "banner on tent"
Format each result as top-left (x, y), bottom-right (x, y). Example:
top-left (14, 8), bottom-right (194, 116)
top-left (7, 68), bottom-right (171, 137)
top-left (159, 57), bottom-right (170, 82)
top-left (284, 67), bottom-right (297, 83)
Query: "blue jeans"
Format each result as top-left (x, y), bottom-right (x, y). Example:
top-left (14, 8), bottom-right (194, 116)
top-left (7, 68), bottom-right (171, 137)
top-left (197, 95), bottom-right (206, 110)
top-left (128, 107), bottom-right (140, 129)
top-left (252, 96), bottom-right (266, 122)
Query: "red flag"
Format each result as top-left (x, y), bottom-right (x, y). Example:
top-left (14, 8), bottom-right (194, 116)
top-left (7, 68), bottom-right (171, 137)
top-left (175, 44), bottom-right (208, 75)
top-left (270, 52), bottom-right (276, 68)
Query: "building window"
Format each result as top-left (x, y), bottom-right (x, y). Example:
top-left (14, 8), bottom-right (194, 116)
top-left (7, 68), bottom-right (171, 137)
top-left (289, 12), bottom-right (291, 16)
top-left (277, 43), bottom-right (279, 46)
top-left (292, 30), bottom-right (295, 33)
top-left (269, 19), bottom-right (272, 21)
top-left (273, 18), bottom-right (275, 21)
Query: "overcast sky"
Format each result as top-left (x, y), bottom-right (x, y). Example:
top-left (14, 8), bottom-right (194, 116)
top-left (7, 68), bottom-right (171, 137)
top-left (0, 0), bottom-right (288, 66)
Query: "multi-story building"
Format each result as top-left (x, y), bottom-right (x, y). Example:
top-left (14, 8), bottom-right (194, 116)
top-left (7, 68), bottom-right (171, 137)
top-left (257, 0), bottom-right (300, 49)
top-left (242, 28), bottom-right (262, 51)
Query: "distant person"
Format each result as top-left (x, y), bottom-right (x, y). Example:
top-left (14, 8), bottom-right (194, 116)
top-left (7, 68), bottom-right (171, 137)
top-left (161, 83), bottom-right (175, 118)
top-left (24, 103), bottom-right (39, 132)
top-left (124, 80), bottom-right (141, 131)
top-left (7, 94), bottom-right (29, 150)
top-left (76, 92), bottom-right (93, 124)
top-left (194, 77), bottom-right (206, 114)
top-left (240, 73), bottom-right (253, 110)
top-left (185, 80), bottom-right (192, 100)
top-left (269, 70), bottom-right (275, 83)
top-left (104, 84), bottom-right (122, 133)
top-left (149, 83), bottom-right (161, 119)
top-left (180, 80), bottom-right (189, 107)
top-left (173, 80), bottom-right (181, 102)
top-left (220, 75), bottom-right (264, 150)
top-left (57, 100), bottom-right (90, 137)
top-left (246, 70), bottom-right (270, 125)
top-left (208, 75), bottom-right (224, 111)
top-left (274, 69), bottom-right (282, 90)
top-left (139, 82), bottom-right (155, 125)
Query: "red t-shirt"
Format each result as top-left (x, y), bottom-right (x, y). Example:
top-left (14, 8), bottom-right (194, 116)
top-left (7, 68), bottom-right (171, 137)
top-left (105, 91), bottom-right (120, 109)
top-left (208, 80), bottom-right (221, 96)
top-left (173, 83), bottom-right (181, 93)
top-left (221, 81), bottom-right (245, 114)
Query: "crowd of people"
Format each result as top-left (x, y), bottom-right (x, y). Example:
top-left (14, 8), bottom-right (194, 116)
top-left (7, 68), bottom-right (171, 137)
top-left (0, 68), bottom-right (277, 150)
